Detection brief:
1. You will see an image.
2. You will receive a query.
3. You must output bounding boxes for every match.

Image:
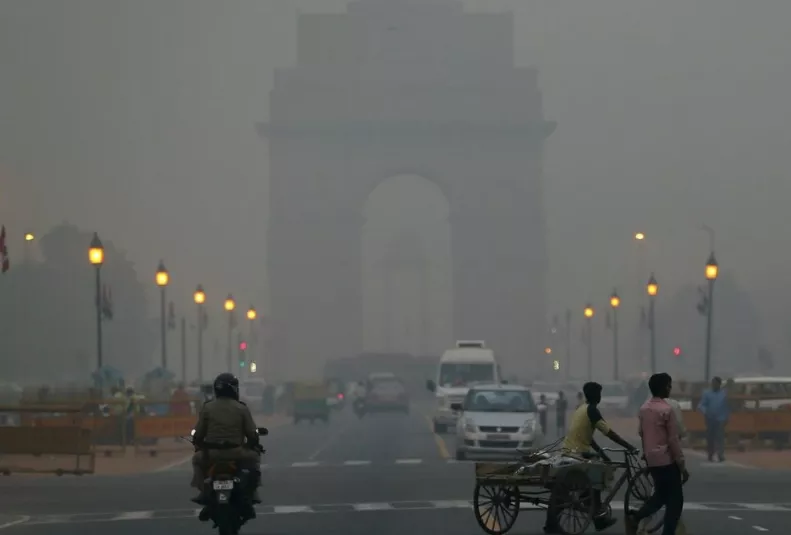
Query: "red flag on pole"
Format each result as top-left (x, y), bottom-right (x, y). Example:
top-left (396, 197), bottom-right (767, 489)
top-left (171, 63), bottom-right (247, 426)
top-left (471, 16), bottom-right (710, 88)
top-left (0, 225), bottom-right (9, 273)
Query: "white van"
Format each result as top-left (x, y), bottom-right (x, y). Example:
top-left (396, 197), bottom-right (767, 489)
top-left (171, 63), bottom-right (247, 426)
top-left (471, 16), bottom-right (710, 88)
top-left (427, 341), bottom-right (501, 433)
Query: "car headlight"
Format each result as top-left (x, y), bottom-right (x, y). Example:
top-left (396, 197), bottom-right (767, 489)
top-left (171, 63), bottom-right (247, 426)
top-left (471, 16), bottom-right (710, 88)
top-left (521, 420), bottom-right (538, 434)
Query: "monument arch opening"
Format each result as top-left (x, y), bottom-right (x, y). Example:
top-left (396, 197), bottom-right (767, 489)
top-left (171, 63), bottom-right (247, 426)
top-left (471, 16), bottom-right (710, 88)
top-left (362, 174), bottom-right (451, 356)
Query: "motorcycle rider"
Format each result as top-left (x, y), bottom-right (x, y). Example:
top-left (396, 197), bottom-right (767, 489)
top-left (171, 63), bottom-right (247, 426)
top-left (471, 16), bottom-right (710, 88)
top-left (191, 373), bottom-right (262, 510)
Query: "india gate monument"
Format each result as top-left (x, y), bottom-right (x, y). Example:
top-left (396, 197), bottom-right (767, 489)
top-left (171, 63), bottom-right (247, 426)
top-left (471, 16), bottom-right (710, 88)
top-left (259, 0), bottom-right (555, 379)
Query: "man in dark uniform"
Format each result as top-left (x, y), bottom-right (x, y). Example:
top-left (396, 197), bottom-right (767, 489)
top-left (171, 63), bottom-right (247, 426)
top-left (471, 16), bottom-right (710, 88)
top-left (191, 373), bottom-right (262, 509)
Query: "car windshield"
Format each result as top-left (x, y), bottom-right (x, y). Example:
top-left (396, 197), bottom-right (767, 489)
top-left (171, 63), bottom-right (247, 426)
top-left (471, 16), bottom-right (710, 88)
top-left (439, 363), bottom-right (494, 387)
top-left (465, 389), bottom-right (537, 413)
top-left (601, 384), bottom-right (626, 396)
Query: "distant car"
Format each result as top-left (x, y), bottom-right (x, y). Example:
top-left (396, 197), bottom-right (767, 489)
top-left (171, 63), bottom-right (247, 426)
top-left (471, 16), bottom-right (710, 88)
top-left (240, 380), bottom-right (267, 411)
top-left (453, 384), bottom-right (544, 461)
top-left (360, 376), bottom-right (410, 415)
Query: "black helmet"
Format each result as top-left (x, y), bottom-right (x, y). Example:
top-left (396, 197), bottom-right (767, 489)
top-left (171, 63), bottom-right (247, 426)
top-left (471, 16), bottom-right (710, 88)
top-left (213, 373), bottom-right (239, 400)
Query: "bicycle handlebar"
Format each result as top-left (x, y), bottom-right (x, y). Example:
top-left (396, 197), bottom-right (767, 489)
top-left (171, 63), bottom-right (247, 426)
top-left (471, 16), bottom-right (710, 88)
top-left (600, 447), bottom-right (641, 455)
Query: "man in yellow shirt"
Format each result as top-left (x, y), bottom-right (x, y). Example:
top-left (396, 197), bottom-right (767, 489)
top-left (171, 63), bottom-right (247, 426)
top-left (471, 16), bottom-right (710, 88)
top-left (545, 382), bottom-right (637, 534)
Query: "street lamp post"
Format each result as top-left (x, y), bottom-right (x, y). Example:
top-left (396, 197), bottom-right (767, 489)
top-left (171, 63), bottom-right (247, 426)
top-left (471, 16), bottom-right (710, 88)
top-left (609, 290), bottom-right (620, 381)
top-left (224, 295), bottom-right (236, 372)
top-left (704, 254), bottom-right (719, 381)
top-left (155, 261), bottom-right (170, 370)
top-left (88, 233), bottom-right (105, 378)
top-left (246, 306), bottom-right (257, 379)
top-left (584, 305), bottom-right (594, 381)
top-left (646, 274), bottom-right (659, 375)
top-left (194, 285), bottom-right (206, 383)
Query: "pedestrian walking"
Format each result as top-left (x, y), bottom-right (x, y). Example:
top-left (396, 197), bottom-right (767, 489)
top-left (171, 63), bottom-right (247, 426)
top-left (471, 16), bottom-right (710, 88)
top-left (697, 376), bottom-right (728, 462)
top-left (555, 391), bottom-right (568, 437)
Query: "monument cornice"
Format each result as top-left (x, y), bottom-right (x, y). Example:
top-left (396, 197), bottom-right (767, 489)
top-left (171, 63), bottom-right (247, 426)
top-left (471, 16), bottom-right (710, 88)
top-left (257, 120), bottom-right (556, 140)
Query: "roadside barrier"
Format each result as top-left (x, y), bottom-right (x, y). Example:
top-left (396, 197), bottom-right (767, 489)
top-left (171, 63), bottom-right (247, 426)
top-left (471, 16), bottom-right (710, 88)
top-left (0, 405), bottom-right (95, 475)
top-left (682, 400), bottom-right (791, 450)
top-left (132, 399), bottom-right (199, 456)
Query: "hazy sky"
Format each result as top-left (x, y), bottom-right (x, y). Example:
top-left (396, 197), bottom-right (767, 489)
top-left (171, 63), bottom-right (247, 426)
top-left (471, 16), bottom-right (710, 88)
top-left (2, 0), bottom-right (790, 356)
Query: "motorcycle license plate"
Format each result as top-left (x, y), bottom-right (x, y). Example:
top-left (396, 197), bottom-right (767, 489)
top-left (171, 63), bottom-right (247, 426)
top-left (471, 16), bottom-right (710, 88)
top-left (213, 480), bottom-right (234, 490)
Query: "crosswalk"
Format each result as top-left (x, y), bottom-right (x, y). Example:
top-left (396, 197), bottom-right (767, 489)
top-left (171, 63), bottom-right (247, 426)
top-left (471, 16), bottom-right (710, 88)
top-left (169, 458), bottom-right (476, 471)
top-left (21, 501), bottom-right (791, 525)
top-left (168, 457), bottom-right (753, 471)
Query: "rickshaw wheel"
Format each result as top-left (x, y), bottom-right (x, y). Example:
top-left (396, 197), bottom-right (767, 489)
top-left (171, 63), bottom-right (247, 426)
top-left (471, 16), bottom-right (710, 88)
top-left (549, 469), bottom-right (595, 535)
top-left (473, 483), bottom-right (520, 535)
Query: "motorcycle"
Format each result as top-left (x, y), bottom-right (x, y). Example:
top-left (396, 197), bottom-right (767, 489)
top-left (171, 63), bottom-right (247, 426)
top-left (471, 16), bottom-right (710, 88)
top-left (186, 427), bottom-right (268, 535)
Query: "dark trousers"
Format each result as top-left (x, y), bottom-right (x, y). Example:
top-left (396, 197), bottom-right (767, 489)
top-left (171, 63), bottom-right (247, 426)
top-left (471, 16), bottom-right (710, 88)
top-left (635, 464), bottom-right (683, 535)
top-left (705, 419), bottom-right (725, 460)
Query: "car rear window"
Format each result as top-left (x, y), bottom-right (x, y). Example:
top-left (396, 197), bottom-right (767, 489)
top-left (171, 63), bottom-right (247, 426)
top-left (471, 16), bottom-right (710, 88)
top-left (371, 380), bottom-right (404, 395)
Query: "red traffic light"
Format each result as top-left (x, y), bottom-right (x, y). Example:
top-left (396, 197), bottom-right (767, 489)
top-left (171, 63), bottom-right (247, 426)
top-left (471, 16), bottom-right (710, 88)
top-left (239, 341), bottom-right (247, 351)
top-left (672, 346), bottom-right (681, 356)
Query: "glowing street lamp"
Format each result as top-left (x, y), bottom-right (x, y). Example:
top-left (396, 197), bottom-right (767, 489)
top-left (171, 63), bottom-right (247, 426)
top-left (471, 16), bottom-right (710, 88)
top-left (224, 294), bottom-right (236, 371)
top-left (704, 252), bottom-right (719, 380)
top-left (705, 253), bottom-right (719, 281)
top-left (155, 260), bottom-right (169, 370)
top-left (89, 233), bottom-right (104, 266)
top-left (610, 290), bottom-right (620, 380)
top-left (24, 233), bottom-right (35, 242)
top-left (583, 304), bottom-right (594, 380)
top-left (544, 346), bottom-right (552, 355)
top-left (247, 307), bottom-right (257, 321)
top-left (194, 284), bottom-right (206, 382)
top-left (88, 233), bottom-right (105, 377)
top-left (634, 232), bottom-right (645, 241)
top-left (646, 273), bottom-right (658, 374)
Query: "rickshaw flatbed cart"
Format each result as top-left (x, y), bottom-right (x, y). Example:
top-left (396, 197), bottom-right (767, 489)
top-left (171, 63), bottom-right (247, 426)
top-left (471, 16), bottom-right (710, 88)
top-left (472, 448), bottom-right (653, 535)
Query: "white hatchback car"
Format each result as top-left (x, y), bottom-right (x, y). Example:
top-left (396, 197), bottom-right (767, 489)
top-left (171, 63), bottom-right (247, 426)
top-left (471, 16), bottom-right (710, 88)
top-left (453, 384), bottom-right (544, 461)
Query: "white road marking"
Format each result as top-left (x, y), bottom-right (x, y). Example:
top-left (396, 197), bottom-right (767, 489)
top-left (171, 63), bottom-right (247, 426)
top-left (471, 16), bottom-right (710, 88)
top-left (291, 461), bottom-right (320, 467)
top-left (729, 516), bottom-right (743, 520)
top-left (155, 454), bottom-right (194, 472)
top-left (272, 505), bottom-right (313, 514)
top-left (740, 503), bottom-right (791, 512)
top-left (0, 516), bottom-right (30, 530)
top-left (113, 512), bottom-right (154, 520)
top-left (353, 503), bottom-right (393, 511)
top-left (432, 500), bottom-right (474, 509)
top-left (343, 460), bottom-right (372, 466)
top-left (395, 459), bottom-right (422, 464)
top-left (752, 526), bottom-right (769, 532)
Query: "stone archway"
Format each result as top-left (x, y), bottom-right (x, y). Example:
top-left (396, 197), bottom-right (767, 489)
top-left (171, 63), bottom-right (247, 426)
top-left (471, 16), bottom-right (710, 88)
top-left (258, 0), bottom-right (554, 379)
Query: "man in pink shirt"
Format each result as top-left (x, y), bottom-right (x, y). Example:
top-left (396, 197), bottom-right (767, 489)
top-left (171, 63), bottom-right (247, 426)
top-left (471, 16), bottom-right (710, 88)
top-left (625, 373), bottom-right (688, 535)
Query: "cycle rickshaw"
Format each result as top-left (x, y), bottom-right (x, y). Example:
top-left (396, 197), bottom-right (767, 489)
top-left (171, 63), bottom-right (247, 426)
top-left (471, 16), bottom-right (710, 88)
top-left (472, 440), bottom-right (661, 535)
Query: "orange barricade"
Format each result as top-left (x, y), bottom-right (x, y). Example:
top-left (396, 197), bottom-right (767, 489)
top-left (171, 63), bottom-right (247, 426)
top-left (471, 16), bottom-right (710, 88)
top-left (682, 406), bottom-right (791, 450)
top-left (0, 405), bottom-right (95, 475)
top-left (132, 399), bottom-right (199, 456)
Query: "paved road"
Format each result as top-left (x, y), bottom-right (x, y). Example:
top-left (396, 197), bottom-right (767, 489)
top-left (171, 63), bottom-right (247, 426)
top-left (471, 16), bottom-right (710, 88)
top-left (0, 401), bottom-right (789, 534)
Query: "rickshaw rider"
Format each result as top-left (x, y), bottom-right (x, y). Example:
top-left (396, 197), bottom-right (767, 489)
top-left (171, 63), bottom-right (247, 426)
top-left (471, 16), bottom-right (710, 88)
top-left (191, 373), bottom-right (263, 513)
top-left (544, 382), bottom-right (637, 534)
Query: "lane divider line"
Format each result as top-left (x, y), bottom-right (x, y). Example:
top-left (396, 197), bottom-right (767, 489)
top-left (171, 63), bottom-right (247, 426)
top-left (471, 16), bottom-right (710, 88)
top-left (423, 414), bottom-right (450, 459)
top-left (0, 516), bottom-right (30, 531)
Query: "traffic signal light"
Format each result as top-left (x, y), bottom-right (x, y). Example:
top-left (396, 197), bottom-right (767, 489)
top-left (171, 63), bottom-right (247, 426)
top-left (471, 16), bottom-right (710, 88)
top-left (238, 341), bottom-right (247, 367)
top-left (672, 346), bottom-right (681, 357)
